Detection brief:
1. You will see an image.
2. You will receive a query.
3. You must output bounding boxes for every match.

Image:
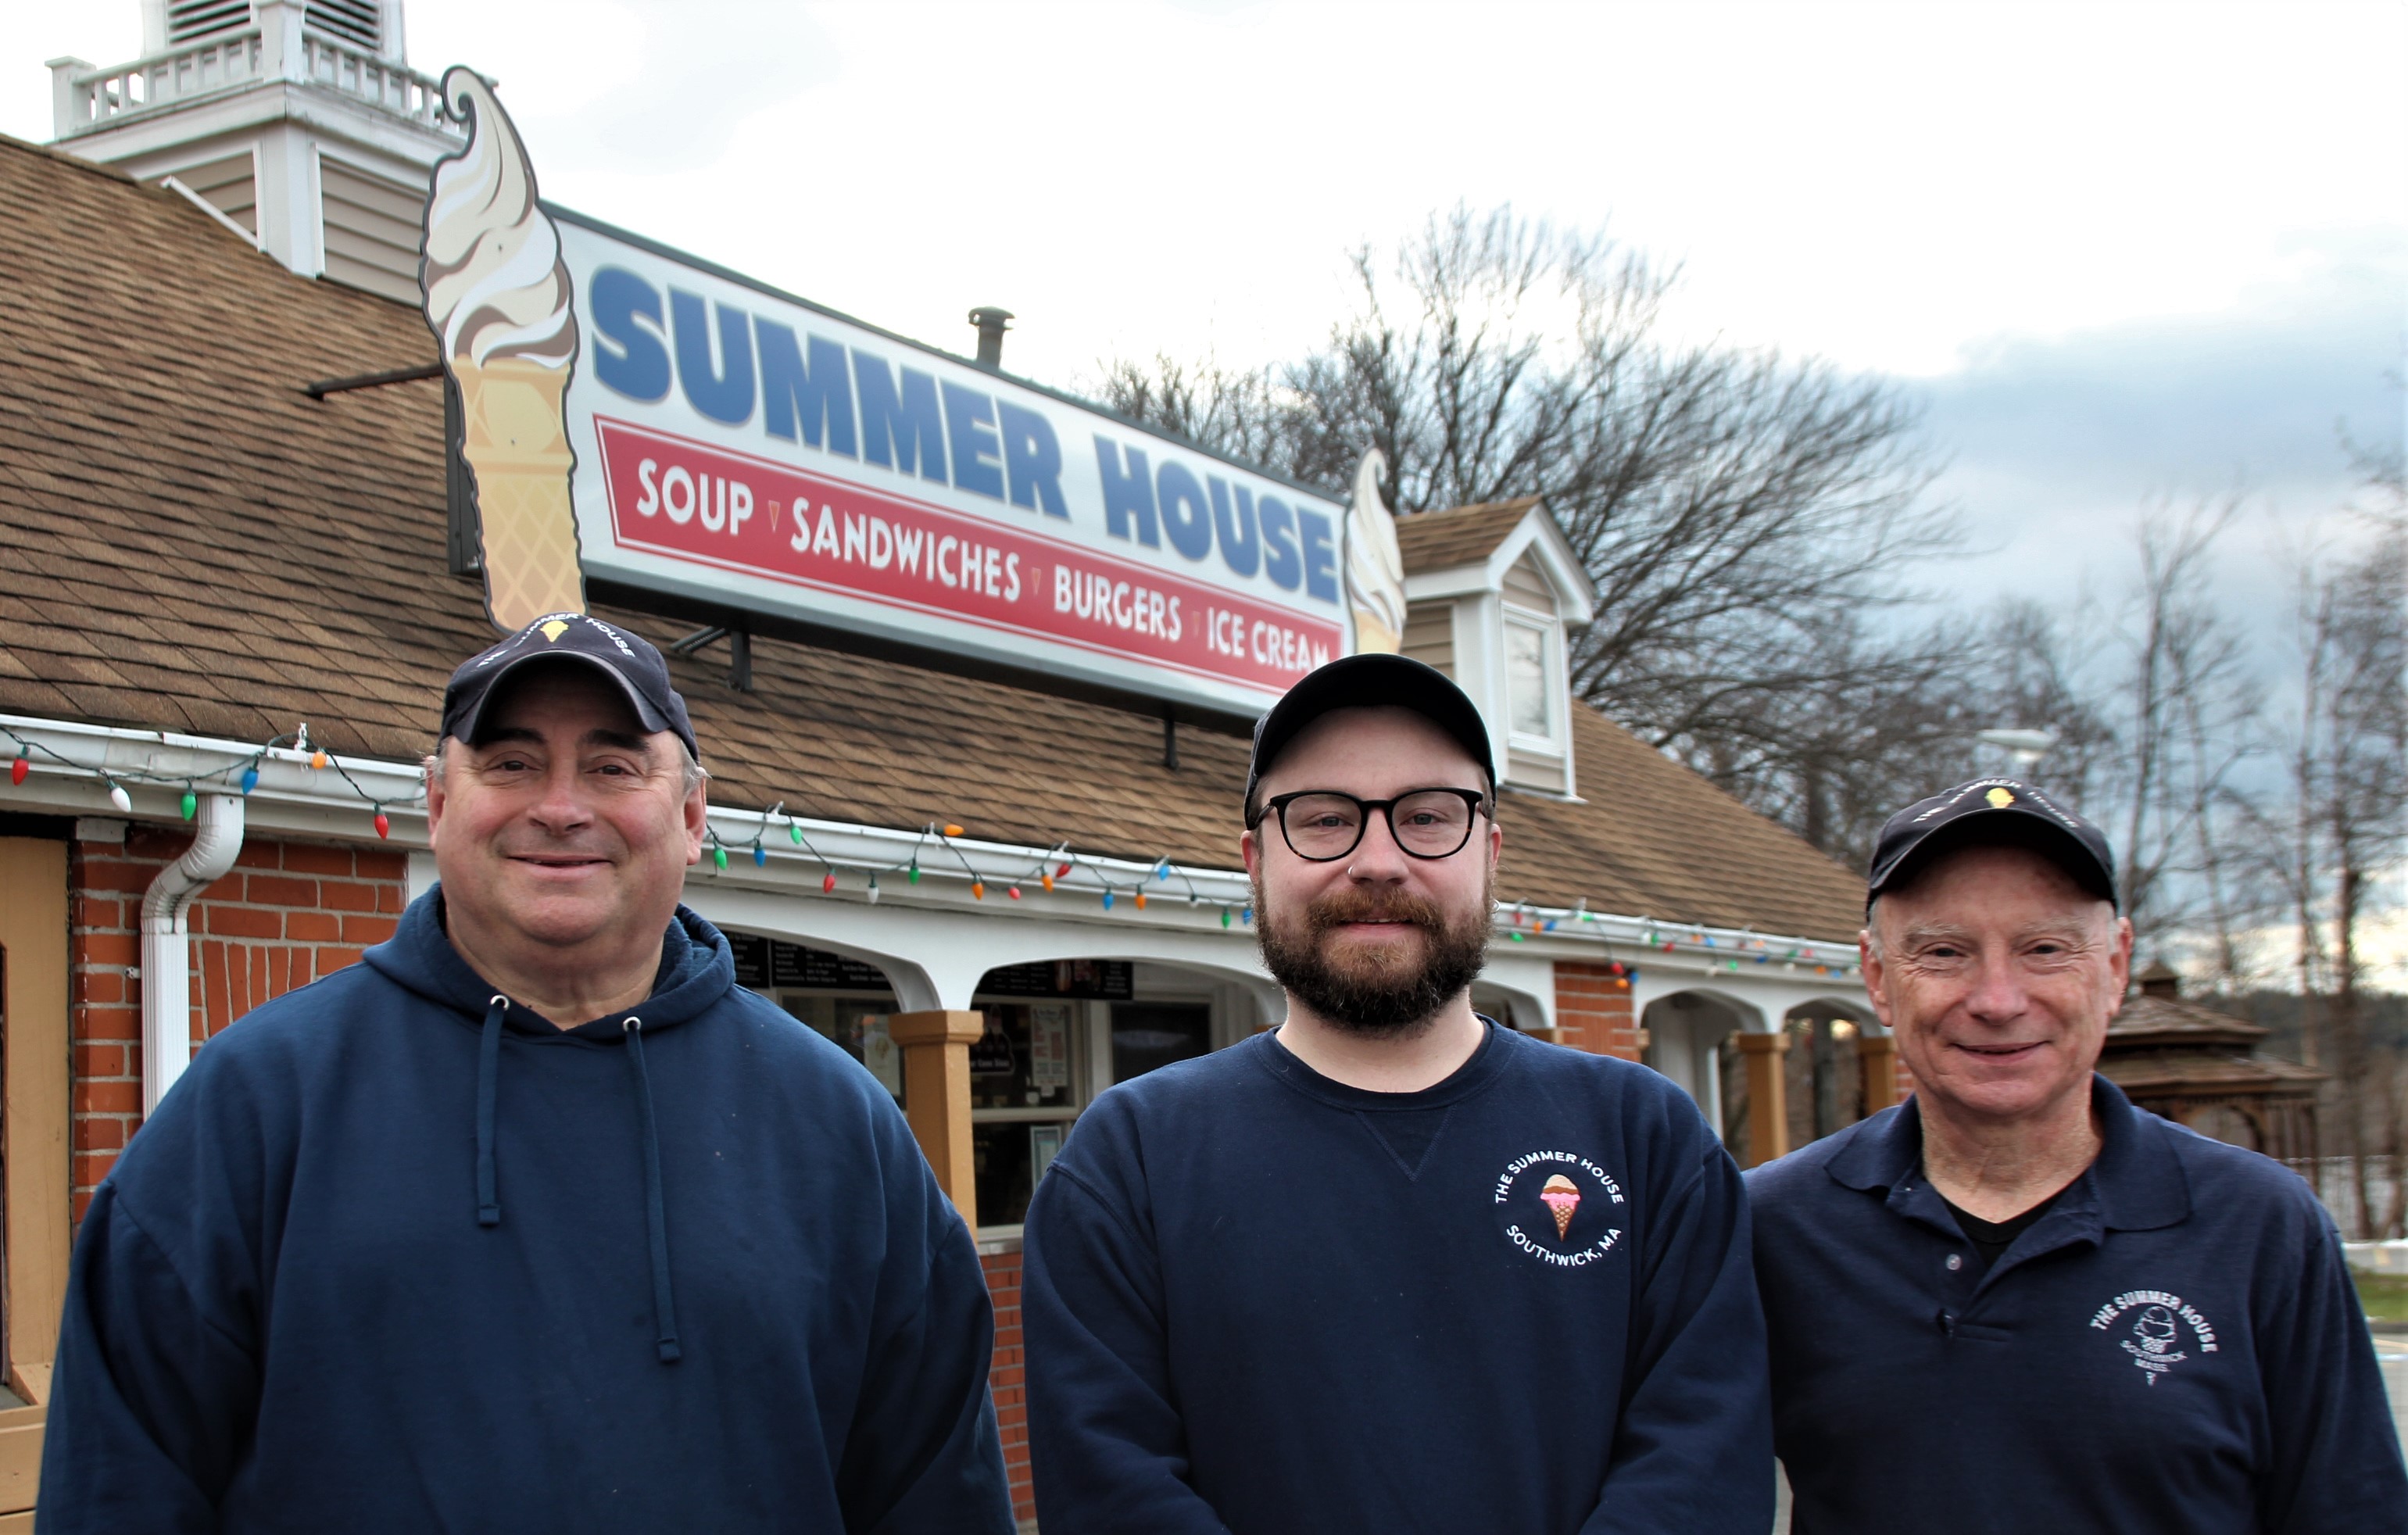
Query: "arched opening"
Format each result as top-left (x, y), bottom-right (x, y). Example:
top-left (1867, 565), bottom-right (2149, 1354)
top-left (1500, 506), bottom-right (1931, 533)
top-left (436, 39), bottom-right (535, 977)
top-left (718, 925), bottom-right (1274, 1232)
top-left (1781, 998), bottom-right (1880, 1148)
top-left (1643, 990), bottom-right (1751, 1137)
top-left (2183, 1103), bottom-right (2263, 1153)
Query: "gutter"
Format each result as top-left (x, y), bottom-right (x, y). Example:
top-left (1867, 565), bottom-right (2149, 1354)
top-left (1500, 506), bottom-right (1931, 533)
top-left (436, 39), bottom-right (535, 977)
top-left (141, 794), bottom-right (243, 1115)
top-left (2, 712), bottom-right (1862, 982)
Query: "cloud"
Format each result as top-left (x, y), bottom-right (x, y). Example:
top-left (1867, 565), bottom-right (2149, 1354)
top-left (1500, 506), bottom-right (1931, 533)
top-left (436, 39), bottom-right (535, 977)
top-left (1909, 226), bottom-right (2405, 609)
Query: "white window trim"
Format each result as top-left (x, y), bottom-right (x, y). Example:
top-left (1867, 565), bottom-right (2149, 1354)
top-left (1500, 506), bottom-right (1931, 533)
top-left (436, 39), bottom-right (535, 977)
top-left (1501, 603), bottom-right (1566, 756)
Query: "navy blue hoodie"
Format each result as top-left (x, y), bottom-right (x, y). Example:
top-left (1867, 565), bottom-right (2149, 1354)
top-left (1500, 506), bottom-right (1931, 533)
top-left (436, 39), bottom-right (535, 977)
top-left (1748, 1075), bottom-right (2408, 1533)
top-left (1022, 1022), bottom-right (1773, 1534)
top-left (38, 891), bottom-right (1014, 1533)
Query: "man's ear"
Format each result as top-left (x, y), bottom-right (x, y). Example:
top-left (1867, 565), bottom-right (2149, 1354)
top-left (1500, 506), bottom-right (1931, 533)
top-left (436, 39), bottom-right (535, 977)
top-left (680, 770), bottom-right (708, 867)
top-left (1240, 828), bottom-right (1261, 879)
top-left (1859, 929), bottom-right (1893, 1032)
top-left (424, 753), bottom-right (447, 852)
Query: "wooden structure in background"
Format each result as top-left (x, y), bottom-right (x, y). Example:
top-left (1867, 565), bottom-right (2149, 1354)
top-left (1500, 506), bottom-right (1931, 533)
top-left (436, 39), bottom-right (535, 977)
top-left (2099, 962), bottom-right (2324, 1170)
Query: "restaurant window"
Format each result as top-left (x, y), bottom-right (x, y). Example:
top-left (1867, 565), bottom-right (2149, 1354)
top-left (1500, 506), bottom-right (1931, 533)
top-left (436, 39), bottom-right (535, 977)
top-left (732, 934), bottom-right (911, 1104)
top-left (730, 937), bottom-right (1222, 1232)
top-left (968, 960), bottom-right (1136, 1230)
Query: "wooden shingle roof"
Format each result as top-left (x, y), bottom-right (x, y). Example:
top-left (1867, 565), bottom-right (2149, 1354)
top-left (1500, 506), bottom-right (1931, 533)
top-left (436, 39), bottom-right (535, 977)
top-left (1394, 499), bottom-right (1539, 574)
top-left (0, 134), bottom-right (1863, 940)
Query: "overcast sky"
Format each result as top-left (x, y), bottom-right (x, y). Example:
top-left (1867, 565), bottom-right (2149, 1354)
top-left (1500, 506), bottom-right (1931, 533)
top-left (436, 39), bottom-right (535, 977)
top-left (11, 1), bottom-right (2397, 596)
top-left (5, 0), bottom-right (2405, 968)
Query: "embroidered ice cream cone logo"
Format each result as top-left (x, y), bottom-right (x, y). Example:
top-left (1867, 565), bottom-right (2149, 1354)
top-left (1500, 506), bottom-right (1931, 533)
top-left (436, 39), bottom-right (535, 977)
top-left (539, 618), bottom-right (570, 642)
top-left (1986, 786), bottom-right (2016, 808)
top-left (2090, 1289), bottom-right (2217, 1386)
top-left (1540, 1174), bottom-right (1581, 1240)
top-left (1494, 1152), bottom-right (1625, 1268)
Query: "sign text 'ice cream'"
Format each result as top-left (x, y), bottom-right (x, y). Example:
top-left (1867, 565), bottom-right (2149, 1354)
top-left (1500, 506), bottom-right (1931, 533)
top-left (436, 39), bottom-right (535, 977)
top-left (551, 216), bottom-right (1349, 713)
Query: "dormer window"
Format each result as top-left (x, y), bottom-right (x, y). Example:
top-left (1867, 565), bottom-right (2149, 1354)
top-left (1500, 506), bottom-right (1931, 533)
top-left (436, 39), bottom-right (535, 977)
top-left (1390, 497), bottom-right (1597, 799)
top-left (1504, 611), bottom-right (1559, 747)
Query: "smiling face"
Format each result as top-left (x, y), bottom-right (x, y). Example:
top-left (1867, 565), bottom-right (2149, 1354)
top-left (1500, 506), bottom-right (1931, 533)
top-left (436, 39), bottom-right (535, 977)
top-left (427, 661), bottom-right (706, 978)
top-left (1862, 841), bottom-right (2131, 1127)
top-left (1240, 706), bottom-right (1499, 1036)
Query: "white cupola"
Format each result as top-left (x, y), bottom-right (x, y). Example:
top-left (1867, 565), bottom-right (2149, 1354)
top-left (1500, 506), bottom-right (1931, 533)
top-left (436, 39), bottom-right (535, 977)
top-left (46, 0), bottom-right (463, 303)
top-left (1393, 499), bottom-right (1597, 798)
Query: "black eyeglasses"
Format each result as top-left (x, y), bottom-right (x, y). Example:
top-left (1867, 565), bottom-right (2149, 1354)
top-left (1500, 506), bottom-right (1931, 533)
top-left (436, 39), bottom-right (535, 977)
top-left (1249, 789), bottom-right (1490, 862)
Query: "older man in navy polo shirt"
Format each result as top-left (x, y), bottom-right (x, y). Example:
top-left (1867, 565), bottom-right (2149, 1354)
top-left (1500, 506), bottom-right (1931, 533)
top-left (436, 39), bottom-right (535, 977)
top-left (1748, 779), bottom-right (2406, 1533)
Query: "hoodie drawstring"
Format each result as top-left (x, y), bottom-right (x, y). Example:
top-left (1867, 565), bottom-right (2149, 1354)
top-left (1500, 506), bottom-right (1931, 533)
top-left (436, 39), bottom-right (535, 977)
top-left (475, 995), bottom-right (506, 1226)
top-left (621, 1017), bottom-right (683, 1365)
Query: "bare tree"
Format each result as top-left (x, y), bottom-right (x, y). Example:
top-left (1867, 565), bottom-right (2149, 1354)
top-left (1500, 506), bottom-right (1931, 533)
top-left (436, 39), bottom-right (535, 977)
top-left (2102, 500), bottom-right (2270, 954)
top-left (1096, 204), bottom-right (1955, 857)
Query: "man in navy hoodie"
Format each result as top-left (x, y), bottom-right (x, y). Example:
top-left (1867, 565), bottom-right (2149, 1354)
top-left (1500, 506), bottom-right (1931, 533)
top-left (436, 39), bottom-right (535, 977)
top-left (38, 614), bottom-right (1014, 1533)
top-left (1748, 779), bottom-right (2407, 1533)
top-left (1022, 654), bottom-right (1773, 1533)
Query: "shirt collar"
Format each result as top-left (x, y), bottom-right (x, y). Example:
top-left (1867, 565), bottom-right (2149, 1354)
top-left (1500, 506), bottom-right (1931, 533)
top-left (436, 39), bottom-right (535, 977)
top-left (1826, 1072), bottom-right (2190, 1233)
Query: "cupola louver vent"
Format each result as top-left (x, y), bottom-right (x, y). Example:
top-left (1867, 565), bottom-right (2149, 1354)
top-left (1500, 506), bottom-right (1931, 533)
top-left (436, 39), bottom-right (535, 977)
top-left (164, 0), bottom-right (253, 45)
top-left (304, 0), bottom-right (382, 50)
top-left (165, 1), bottom-right (385, 52)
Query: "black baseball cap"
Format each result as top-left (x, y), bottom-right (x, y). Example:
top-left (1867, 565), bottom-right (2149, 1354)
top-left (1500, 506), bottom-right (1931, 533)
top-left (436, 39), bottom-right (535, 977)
top-left (1247, 653), bottom-right (1494, 810)
top-left (441, 613), bottom-right (700, 762)
top-left (1866, 778), bottom-right (2117, 911)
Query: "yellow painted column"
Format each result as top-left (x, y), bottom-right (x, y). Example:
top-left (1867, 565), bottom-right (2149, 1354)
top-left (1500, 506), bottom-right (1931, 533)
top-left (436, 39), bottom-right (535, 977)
top-left (1858, 1031), bottom-right (1900, 1115)
top-left (887, 1010), bottom-right (986, 1228)
top-left (1733, 1031), bottom-right (1791, 1169)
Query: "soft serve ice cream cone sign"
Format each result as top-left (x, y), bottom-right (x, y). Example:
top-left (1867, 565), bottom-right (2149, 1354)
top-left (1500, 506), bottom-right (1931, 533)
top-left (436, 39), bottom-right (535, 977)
top-left (420, 70), bottom-right (583, 632)
top-left (417, 76), bottom-right (1354, 710)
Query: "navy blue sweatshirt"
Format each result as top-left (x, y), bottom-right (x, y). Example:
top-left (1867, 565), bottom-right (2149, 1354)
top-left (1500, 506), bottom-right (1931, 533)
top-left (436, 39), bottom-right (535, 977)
top-left (1748, 1075), bottom-right (2408, 1533)
top-left (39, 892), bottom-right (1014, 1533)
top-left (1022, 1022), bottom-right (1773, 1533)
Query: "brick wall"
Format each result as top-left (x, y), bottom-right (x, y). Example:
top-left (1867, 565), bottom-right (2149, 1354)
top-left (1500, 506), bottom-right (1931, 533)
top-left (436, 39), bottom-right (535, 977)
top-left (1551, 960), bottom-right (1640, 1059)
top-left (69, 825), bottom-right (406, 1226)
top-left (982, 1245), bottom-right (1036, 1526)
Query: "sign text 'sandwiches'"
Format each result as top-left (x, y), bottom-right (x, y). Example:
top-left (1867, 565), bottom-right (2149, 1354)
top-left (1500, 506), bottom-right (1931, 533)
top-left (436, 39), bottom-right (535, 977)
top-left (556, 216), bottom-right (1347, 712)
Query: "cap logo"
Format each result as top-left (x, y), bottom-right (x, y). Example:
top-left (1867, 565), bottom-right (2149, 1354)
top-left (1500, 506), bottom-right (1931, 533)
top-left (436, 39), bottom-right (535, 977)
top-left (1987, 787), bottom-right (2016, 809)
top-left (538, 619), bottom-right (571, 643)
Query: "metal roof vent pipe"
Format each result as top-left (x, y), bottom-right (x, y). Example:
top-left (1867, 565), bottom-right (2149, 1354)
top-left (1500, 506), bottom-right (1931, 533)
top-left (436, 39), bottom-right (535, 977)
top-left (969, 306), bottom-right (1014, 370)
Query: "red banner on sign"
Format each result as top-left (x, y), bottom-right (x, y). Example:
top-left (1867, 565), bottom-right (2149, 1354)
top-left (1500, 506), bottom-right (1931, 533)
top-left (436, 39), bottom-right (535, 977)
top-left (595, 418), bottom-right (1340, 693)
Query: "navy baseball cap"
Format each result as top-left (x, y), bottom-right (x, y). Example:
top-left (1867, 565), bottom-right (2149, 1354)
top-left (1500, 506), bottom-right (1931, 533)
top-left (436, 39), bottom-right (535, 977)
top-left (441, 613), bottom-right (700, 762)
top-left (1247, 653), bottom-right (1494, 810)
top-left (1866, 778), bottom-right (2116, 911)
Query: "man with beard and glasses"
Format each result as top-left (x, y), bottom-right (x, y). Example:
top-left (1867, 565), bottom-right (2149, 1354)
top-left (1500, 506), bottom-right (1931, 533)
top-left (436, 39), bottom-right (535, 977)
top-left (1021, 654), bottom-right (1773, 1535)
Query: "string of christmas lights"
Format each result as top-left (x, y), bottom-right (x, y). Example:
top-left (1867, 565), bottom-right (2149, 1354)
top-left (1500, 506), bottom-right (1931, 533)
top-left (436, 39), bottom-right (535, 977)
top-left (2, 718), bottom-right (1859, 982)
top-left (2, 721), bottom-right (410, 838)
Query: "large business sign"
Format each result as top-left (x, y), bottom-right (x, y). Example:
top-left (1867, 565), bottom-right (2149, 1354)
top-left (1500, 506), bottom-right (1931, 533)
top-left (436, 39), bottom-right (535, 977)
top-left (418, 70), bottom-right (1359, 715)
top-left (557, 214), bottom-right (1349, 711)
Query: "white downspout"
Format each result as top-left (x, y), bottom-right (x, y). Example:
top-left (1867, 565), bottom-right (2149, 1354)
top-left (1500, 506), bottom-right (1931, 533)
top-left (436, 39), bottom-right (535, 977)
top-left (141, 793), bottom-right (245, 1117)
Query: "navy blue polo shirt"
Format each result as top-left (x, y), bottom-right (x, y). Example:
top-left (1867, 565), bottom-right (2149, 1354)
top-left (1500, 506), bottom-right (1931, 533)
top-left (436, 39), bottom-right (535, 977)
top-left (1748, 1076), bottom-right (2406, 1533)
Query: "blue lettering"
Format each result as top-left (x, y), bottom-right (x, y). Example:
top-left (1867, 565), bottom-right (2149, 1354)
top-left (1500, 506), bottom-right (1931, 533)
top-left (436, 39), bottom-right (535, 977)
top-left (1258, 496), bottom-right (1301, 590)
top-left (1209, 478), bottom-right (1261, 578)
top-left (757, 321), bottom-right (857, 456)
top-left (1095, 436), bottom-right (1157, 546)
top-left (854, 352), bottom-right (949, 483)
top-left (1155, 461), bottom-right (1212, 562)
top-left (942, 381), bottom-right (1006, 500)
top-left (1297, 507), bottom-right (1339, 602)
top-left (589, 267), bottom-right (669, 403)
top-left (997, 402), bottom-right (1068, 518)
top-left (670, 289), bottom-right (755, 427)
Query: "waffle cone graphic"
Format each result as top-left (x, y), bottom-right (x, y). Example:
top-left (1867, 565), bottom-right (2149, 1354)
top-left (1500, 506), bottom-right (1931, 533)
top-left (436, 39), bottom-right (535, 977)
top-left (1541, 1173), bottom-right (1581, 1240)
top-left (456, 357), bottom-right (581, 630)
top-left (420, 66), bottom-right (584, 633)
